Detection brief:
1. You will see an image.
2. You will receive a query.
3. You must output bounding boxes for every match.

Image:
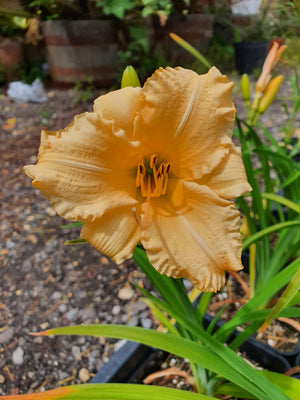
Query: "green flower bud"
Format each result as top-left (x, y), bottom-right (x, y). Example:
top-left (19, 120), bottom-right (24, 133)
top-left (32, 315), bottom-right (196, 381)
top-left (241, 73), bottom-right (250, 102)
top-left (121, 66), bottom-right (141, 88)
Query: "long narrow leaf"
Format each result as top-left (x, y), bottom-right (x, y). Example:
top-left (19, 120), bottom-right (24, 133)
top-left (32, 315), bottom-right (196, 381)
top-left (169, 33), bottom-right (211, 69)
top-left (33, 324), bottom-right (289, 400)
top-left (261, 193), bottom-right (300, 214)
top-left (217, 372), bottom-right (300, 400)
top-left (208, 307), bottom-right (300, 338)
top-left (64, 238), bottom-right (87, 245)
top-left (32, 325), bottom-right (268, 399)
top-left (133, 248), bottom-right (200, 326)
top-left (242, 221), bottom-right (300, 250)
top-left (142, 297), bottom-right (180, 336)
top-left (254, 148), bottom-right (300, 170)
top-left (1, 383), bottom-right (217, 400)
top-left (259, 267), bottom-right (300, 334)
top-left (215, 258), bottom-right (300, 342)
top-left (281, 170), bottom-right (300, 189)
top-left (133, 247), bottom-right (186, 313)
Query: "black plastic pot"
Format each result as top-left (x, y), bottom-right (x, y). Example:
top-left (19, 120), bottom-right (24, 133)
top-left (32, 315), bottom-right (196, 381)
top-left (294, 351), bottom-right (300, 379)
top-left (233, 41), bottom-right (268, 74)
top-left (271, 341), bottom-right (300, 369)
top-left (90, 341), bottom-right (156, 383)
top-left (90, 319), bottom-right (293, 385)
top-left (202, 314), bottom-right (292, 374)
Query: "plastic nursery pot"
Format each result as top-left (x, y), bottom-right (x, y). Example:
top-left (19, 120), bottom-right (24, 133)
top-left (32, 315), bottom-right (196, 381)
top-left (293, 350), bottom-right (300, 379)
top-left (90, 341), bottom-right (159, 384)
top-left (202, 314), bottom-right (291, 374)
top-left (270, 340), bottom-right (300, 369)
top-left (233, 40), bottom-right (268, 74)
top-left (90, 318), bottom-right (291, 386)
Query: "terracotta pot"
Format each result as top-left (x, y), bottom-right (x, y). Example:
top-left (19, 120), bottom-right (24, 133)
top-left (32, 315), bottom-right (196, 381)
top-left (0, 37), bottom-right (24, 80)
top-left (42, 20), bottom-right (119, 87)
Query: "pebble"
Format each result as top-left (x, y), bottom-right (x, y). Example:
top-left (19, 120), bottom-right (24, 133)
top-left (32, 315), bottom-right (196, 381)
top-left (78, 368), bottom-right (90, 383)
top-left (0, 327), bottom-right (14, 344)
top-left (141, 318), bottom-right (153, 329)
top-left (58, 371), bottom-right (69, 381)
top-left (77, 306), bottom-right (95, 322)
top-left (45, 207), bottom-right (56, 216)
top-left (12, 347), bottom-right (24, 365)
top-left (127, 316), bottom-right (138, 326)
top-left (26, 234), bottom-right (38, 245)
top-left (58, 303), bottom-right (67, 313)
top-left (71, 346), bottom-right (81, 359)
top-left (66, 308), bottom-right (77, 321)
top-left (88, 349), bottom-right (99, 370)
top-left (51, 291), bottom-right (62, 300)
top-left (267, 339), bottom-right (276, 347)
top-left (112, 305), bottom-right (121, 315)
top-left (78, 336), bottom-right (86, 345)
top-left (118, 287), bottom-right (134, 300)
top-left (129, 299), bottom-right (147, 313)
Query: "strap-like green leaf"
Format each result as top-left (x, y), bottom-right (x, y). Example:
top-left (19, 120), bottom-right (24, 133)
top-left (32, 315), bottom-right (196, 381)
top-left (242, 221), bottom-right (300, 250)
top-left (0, 383), bottom-right (218, 400)
top-left (38, 324), bottom-right (289, 400)
top-left (261, 193), bottom-right (300, 214)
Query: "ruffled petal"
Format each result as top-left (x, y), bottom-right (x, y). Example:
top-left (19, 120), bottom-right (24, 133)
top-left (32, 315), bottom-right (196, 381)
top-left (141, 181), bottom-right (243, 291)
top-left (94, 86), bottom-right (141, 138)
top-left (24, 112), bottom-right (139, 222)
top-left (134, 66), bottom-right (235, 180)
top-left (198, 145), bottom-right (252, 199)
top-left (81, 207), bottom-right (140, 265)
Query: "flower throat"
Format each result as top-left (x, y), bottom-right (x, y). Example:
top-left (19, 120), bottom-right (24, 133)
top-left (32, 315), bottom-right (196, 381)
top-left (136, 154), bottom-right (170, 201)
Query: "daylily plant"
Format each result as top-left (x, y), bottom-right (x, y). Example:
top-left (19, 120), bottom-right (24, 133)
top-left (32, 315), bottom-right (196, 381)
top-left (4, 63), bottom-right (300, 400)
top-left (25, 66), bottom-right (251, 292)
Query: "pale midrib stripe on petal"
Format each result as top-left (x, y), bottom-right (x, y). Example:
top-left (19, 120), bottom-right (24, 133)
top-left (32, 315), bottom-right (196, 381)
top-left (175, 211), bottom-right (217, 266)
top-left (40, 158), bottom-right (111, 174)
top-left (173, 79), bottom-right (200, 140)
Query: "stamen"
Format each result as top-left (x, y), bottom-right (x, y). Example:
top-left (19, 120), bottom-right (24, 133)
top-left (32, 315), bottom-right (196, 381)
top-left (136, 162), bottom-right (145, 188)
top-left (161, 163), bottom-right (171, 195)
top-left (135, 154), bottom-right (171, 200)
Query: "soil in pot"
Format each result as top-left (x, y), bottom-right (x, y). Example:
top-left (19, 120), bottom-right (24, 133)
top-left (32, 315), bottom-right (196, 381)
top-left (207, 272), bottom-right (300, 358)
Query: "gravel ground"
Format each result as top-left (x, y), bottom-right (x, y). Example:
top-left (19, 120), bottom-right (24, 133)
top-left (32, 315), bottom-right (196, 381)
top-left (0, 87), bottom-right (155, 396)
top-left (0, 68), bottom-right (298, 395)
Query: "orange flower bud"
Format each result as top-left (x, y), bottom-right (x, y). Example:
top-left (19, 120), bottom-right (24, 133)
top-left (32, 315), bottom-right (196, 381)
top-left (255, 42), bottom-right (287, 94)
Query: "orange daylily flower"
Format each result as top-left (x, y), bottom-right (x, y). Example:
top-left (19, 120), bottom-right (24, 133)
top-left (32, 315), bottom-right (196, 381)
top-left (25, 67), bottom-right (251, 291)
top-left (255, 41), bottom-right (287, 94)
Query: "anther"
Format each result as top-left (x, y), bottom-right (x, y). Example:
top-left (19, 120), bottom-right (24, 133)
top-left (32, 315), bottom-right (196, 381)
top-left (150, 154), bottom-right (158, 168)
top-left (135, 154), bottom-right (171, 199)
